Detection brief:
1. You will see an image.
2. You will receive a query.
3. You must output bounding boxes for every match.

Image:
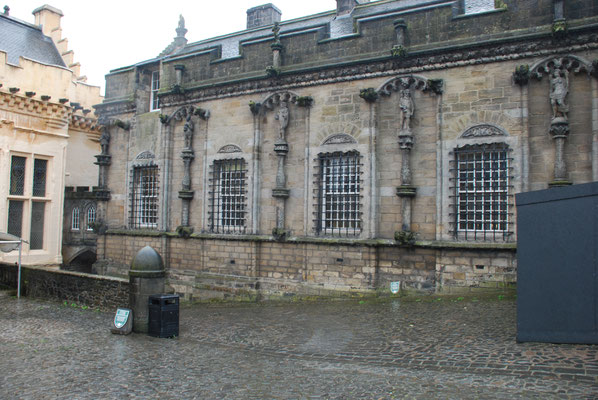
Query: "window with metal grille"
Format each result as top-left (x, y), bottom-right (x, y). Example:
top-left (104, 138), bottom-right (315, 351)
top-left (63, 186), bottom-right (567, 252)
top-left (150, 71), bottom-right (160, 111)
top-left (315, 151), bottom-right (362, 237)
top-left (209, 159), bottom-right (247, 233)
top-left (86, 207), bottom-right (96, 231)
top-left (130, 166), bottom-right (159, 229)
top-left (72, 207), bottom-right (80, 230)
top-left (453, 143), bottom-right (512, 240)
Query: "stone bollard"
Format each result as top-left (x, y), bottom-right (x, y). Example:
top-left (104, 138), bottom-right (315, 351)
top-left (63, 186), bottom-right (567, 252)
top-left (129, 246), bottom-right (165, 333)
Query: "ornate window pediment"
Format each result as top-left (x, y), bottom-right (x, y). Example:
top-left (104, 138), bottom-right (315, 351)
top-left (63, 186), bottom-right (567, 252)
top-left (322, 133), bottom-right (357, 146)
top-left (460, 124), bottom-right (508, 139)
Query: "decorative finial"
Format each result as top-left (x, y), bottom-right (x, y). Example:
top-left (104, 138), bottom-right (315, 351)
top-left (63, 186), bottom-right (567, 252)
top-left (3, 5), bottom-right (9, 15)
top-left (178, 14), bottom-right (185, 30)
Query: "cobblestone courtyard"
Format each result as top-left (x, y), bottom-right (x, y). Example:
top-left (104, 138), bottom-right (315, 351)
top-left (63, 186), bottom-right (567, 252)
top-left (0, 295), bottom-right (596, 399)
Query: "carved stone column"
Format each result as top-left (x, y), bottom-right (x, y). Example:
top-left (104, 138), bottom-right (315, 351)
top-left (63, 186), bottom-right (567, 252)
top-left (396, 135), bottom-right (416, 231)
top-left (94, 125), bottom-right (112, 201)
top-left (178, 113), bottom-right (195, 227)
top-left (549, 119), bottom-right (571, 186)
top-left (272, 139), bottom-right (290, 236)
top-left (395, 79), bottom-right (416, 232)
top-left (272, 100), bottom-right (290, 239)
top-left (271, 22), bottom-right (282, 69)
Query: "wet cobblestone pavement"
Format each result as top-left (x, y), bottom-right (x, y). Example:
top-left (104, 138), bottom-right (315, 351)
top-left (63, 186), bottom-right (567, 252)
top-left (0, 296), bottom-right (597, 399)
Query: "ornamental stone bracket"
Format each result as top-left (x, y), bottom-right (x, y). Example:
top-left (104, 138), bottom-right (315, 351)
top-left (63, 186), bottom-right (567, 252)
top-left (516, 55), bottom-right (595, 187)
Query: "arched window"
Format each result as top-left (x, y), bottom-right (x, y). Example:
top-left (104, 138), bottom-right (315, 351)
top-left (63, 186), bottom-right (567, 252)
top-left (71, 207), bottom-right (80, 231)
top-left (86, 207), bottom-right (96, 231)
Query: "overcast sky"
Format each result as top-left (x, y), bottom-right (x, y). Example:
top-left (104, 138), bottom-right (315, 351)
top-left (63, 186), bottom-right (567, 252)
top-left (11, 1), bottom-right (336, 94)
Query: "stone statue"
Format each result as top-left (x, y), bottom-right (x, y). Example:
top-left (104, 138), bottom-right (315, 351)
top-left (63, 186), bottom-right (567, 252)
top-left (178, 15), bottom-right (185, 30)
top-left (398, 80), bottom-right (414, 132)
top-left (275, 101), bottom-right (289, 139)
top-left (100, 129), bottom-right (110, 155)
top-left (550, 68), bottom-right (569, 120)
top-left (183, 114), bottom-right (194, 149)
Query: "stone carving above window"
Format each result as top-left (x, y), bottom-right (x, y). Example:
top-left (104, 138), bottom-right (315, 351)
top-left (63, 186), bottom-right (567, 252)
top-left (322, 133), bottom-right (357, 145)
top-left (218, 144), bottom-right (242, 153)
top-left (530, 55), bottom-right (592, 79)
top-left (135, 151), bottom-right (155, 160)
top-left (460, 124), bottom-right (507, 139)
top-left (377, 75), bottom-right (443, 97)
top-left (262, 91), bottom-right (298, 111)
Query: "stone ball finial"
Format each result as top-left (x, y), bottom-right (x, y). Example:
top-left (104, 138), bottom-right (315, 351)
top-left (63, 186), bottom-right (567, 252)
top-left (130, 246), bottom-right (165, 277)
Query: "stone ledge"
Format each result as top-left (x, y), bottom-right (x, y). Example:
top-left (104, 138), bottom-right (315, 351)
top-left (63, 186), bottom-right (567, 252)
top-left (103, 230), bottom-right (516, 250)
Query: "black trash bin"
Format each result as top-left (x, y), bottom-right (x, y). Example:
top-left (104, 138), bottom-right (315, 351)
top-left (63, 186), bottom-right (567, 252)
top-left (148, 294), bottom-right (179, 338)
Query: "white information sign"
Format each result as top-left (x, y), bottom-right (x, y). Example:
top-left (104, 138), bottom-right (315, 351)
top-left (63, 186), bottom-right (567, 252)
top-left (390, 281), bottom-right (401, 294)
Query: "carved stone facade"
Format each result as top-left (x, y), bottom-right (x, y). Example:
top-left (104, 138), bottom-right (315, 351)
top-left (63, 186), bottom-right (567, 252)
top-left (94, 0), bottom-right (598, 299)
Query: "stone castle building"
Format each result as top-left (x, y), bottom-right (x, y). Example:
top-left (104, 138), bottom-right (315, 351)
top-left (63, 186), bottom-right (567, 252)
top-left (94, 0), bottom-right (598, 299)
top-left (0, 5), bottom-right (102, 267)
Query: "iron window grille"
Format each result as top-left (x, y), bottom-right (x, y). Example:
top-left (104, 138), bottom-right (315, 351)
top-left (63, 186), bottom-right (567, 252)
top-left (314, 151), bottom-right (362, 237)
top-left (150, 71), bottom-right (160, 111)
top-left (450, 143), bottom-right (514, 241)
top-left (130, 165), bottom-right (159, 229)
top-left (72, 207), bottom-right (80, 230)
top-left (208, 158), bottom-right (247, 233)
top-left (86, 207), bottom-right (96, 231)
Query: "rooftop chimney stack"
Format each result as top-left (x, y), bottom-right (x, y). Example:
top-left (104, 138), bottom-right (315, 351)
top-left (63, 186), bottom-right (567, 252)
top-left (247, 4), bottom-right (281, 29)
top-left (32, 5), bottom-right (63, 37)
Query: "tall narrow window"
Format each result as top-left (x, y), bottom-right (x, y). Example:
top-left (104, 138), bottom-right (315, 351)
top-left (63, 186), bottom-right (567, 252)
top-left (7, 200), bottom-right (24, 238)
top-left (32, 159), bottom-right (47, 197)
top-left (86, 206), bottom-right (96, 231)
top-left (30, 201), bottom-right (45, 250)
top-left (150, 71), bottom-right (160, 111)
top-left (454, 143), bottom-right (511, 240)
top-left (130, 166), bottom-right (159, 228)
top-left (209, 159), bottom-right (247, 233)
top-left (10, 156), bottom-right (26, 195)
top-left (72, 207), bottom-right (80, 230)
top-left (316, 151), bottom-right (361, 237)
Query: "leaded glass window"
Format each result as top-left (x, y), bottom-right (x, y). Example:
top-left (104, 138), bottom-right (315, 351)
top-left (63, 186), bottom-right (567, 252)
top-left (10, 156), bottom-right (26, 195)
top-left (32, 159), bottom-right (47, 197)
top-left (30, 201), bottom-right (45, 250)
top-left (7, 200), bottom-right (23, 238)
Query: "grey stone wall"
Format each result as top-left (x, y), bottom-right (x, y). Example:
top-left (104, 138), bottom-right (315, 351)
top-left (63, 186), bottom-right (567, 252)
top-left (0, 263), bottom-right (129, 310)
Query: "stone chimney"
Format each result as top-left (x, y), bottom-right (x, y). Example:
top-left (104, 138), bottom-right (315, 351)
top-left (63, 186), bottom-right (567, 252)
top-left (247, 4), bottom-right (281, 29)
top-left (32, 5), bottom-right (63, 37)
top-left (336, 0), bottom-right (369, 16)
